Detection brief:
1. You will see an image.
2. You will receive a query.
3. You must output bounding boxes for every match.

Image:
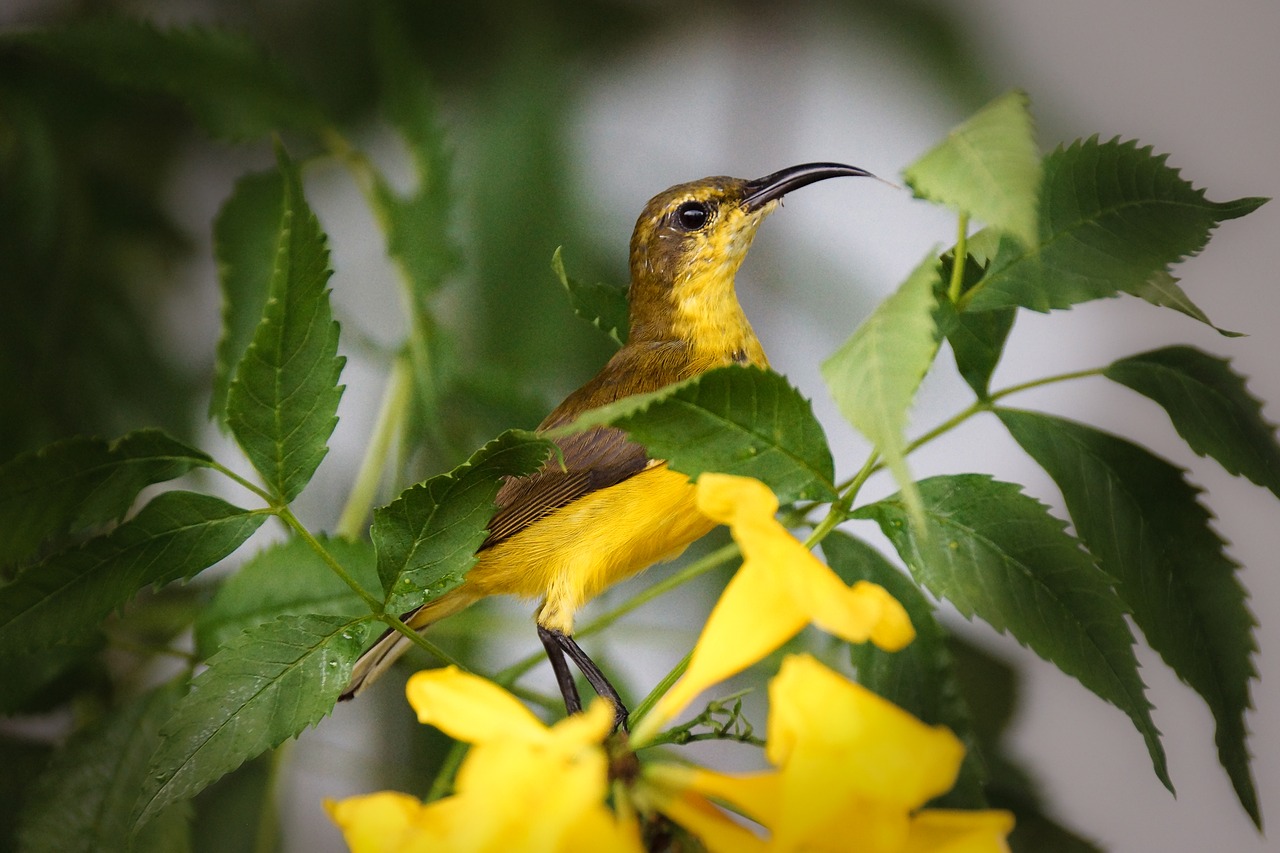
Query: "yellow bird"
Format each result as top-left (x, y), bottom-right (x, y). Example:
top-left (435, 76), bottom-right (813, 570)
top-left (343, 163), bottom-right (870, 723)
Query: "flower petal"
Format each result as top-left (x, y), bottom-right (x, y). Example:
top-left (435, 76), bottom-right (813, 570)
top-left (767, 655), bottom-right (965, 808)
top-left (680, 767), bottom-right (782, 829)
top-left (643, 557), bottom-right (806, 736)
top-left (639, 768), bottom-right (770, 853)
top-left (325, 792), bottom-right (443, 853)
top-left (903, 809), bottom-right (1016, 853)
top-left (638, 474), bottom-right (913, 742)
top-left (406, 665), bottom-right (548, 744)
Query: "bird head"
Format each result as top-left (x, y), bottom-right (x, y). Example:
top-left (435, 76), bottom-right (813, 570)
top-left (626, 162), bottom-right (871, 345)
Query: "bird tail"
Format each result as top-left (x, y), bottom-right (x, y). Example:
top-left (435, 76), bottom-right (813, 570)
top-left (339, 589), bottom-right (478, 701)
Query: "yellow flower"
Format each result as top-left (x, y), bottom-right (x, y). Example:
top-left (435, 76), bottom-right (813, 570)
top-left (326, 666), bottom-right (642, 853)
top-left (642, 655), bottom-right (1014, 853)
top-left (636, 473), bottom-right (914, 743)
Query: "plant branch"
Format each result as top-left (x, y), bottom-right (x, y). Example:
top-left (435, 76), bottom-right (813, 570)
top-left (948, 211), bottom-right (971, 303)
top-left (336, 352), bottom-right (413, 539)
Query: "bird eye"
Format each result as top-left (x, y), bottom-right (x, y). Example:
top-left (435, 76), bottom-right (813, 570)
top-left (673, 201), bottom-right (710, 232)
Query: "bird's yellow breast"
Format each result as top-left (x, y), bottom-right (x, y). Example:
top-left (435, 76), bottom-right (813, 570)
top-left (463, 464), bottom-right (715, 634)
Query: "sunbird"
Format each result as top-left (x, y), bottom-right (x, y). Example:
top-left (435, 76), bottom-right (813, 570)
top-left (342, 163), bottom-right (871, 724)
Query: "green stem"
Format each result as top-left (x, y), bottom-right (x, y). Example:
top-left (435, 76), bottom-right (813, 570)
top-left (989, 365), bottom-right (1108, 402)
top-left (380, 611), bottom-right (471, 670)
top-left (948, 212), bottom-right (970, 303)
top-left (426, 740), bottom-right (469, 802)
top-left (279, 506), bottom-right (383, 612)
top-left (205, 460), bottom-right (278, 507)
top-left (628, 649), bottom-right (693, 730)
top-left (254, 745), bottom-right (287, 853)
top-left (336, 353), bottom-right (414, 539)
top-left (804, 450), bottom-right (881, 549)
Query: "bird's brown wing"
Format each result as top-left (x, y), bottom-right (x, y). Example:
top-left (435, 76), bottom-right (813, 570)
top-left (481, 341), bottom-right (698, 550)
top-left (480, 425), bottom-right (650, 549)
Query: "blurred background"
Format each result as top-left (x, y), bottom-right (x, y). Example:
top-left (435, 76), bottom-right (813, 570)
top-left (1, 1), bottom-right (1276, 851)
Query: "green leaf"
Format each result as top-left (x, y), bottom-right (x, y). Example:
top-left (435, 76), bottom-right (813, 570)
top-left (0, 492), bottom-right (266, 656)
top-left (946, 306), bottom-right (1015, 399)
top-left (904, 90), bottom-right (1041, 246)
top-left (553, 364), bottom-right (836, 503)
top-left (134, 614), bottom-right (368, 830)
top-left (196, 536), bottom-right (378, 657)
top-left (370, 7), bottom-right (459, 301)
top-left (997, 409), bottom-right (1259, 825)
top-left (0, 634), bottom-right (106, 715)
top-left (20, 683), bottom-right (189, 853)
top-left (968, 137), bottom-right (1267, 312)
top-left (822, 255), bottom-right (941, 520)
top-left (20, 19), bottom-right (327, 141)
top-left (0, 737), bottom-right (52, 853)
top-left (211, 170), bottom-right (284, 425)
top-left (823, 532), bottom-right (986, 808)
top-left (853, 474), bottom-right (1170, 791)
top-left (374, 431), bottom-right (553, 613)
top-left (226, 144), bottom-right (345, 504)
top-left (934, 250), bottom-right (1015, 398)
top-left (0, 429), bottom-right (211, 570)
top-left (552, 247), bottom-right (628, 346)
top-left (1105, 346), bottom-right (1280, 499)
top-left (1131, 271), bottom-right (1242, 337)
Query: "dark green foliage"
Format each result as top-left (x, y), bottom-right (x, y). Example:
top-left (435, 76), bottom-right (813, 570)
top-left (0, 491), bottom-right (266, 657)
top-left (18, 19), bottom-right (328, 141)
top-left (553, 247), bottom-right (629, 347)
top-left (134, 615), bottom-right (372, 830)
top-left (855, 474), bottom-right (1170, 791)
top-left (998, 408), bottom-right (1260, 826)
top-left (19, 684), bottom-right (190, 853)
top-left (967, 137), bottom-right (1266, 313)
top-left (195, 536), bottom-right (379, 657)
top-left (557, 365), bottom-right (836, 503)
top-left (1106, 346), bottom-right (1280, 498)
top-left (0, 7), bottom-right (1270, 847)
top-left (225, 146), bottom-right (346, 504)
top-left (211, 170), bottom-right (286, 425)
top-left (0, 430), bottom-right (211, 572)
top-left (373, 431), bottom-right (553, 613)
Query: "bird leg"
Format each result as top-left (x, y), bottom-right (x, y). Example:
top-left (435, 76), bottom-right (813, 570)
top-left (537, 625), bottom-right (629, 730)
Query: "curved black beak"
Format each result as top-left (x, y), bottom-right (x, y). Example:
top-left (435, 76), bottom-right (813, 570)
top-left (741, 162), bottom-right (874, 212)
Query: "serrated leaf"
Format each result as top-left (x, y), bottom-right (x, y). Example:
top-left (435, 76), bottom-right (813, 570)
top-left (0, 492), bottom-right (265, 656)
top-left (934, 259), bottom-right (1015, 400)
top-left (0, 429), bottom-right (211, 570)
top-left (19, 683), bottom-right (188, 853)
top-left (934, 251), bottom-right (1015, 398)
top-left (195, 536), bottom-right (378, 657)
top-left (211, 170), bottom-right (284, 424)
top-left (552, 247), bottom-right (628, 346)
top-left (226, 144), bottom-right (345, 504)
top-left (853, 474), bottom-right (1170, 791)
top-left (20, 19), bottom-right (327, 141)
top-left (1106, 346), bottom-right (1280, 499)
top-left (904, 90), bottom-right (1041, 246)
top-left (374, 431), bottom-right (553, 613)
top-left (134, 614), bottom-right (368, 830)
top-left (1132, 271), bottom-right (1242, 337)
top-left (998, 408), bottom-right (1259, 824)
top-left (968, 137), bottom-right (1267, 312)
top-left (823, 532), bottom-right (986, 808)
top-left (822, 255), bottom-right (941, 521)
top-left (553, 364), bottom-right (836, 503)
